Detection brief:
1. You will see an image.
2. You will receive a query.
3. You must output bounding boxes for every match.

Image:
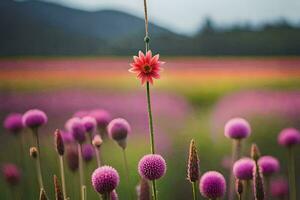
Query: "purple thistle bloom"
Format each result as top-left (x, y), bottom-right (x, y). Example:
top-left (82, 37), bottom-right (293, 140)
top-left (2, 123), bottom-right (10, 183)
top-left (82, 116), bottom-right (97, 133)
top-left (233, 158), bottom-right (255, 180)
top-left (3, 113), bottom-right (23, 135)
top-left (82, 144), bottom-right (95, 162)
top-left (278, 128), bottom-right (300, 147)
top-left (138, 154), bottom-right (166, 181)
top-left (90, 109), bottom-right (111, 129)
top-left (199, 171), bottom-right (226, 199)
top-left (108, 118), bottom-right (131, 141)
top-left (66, 147), bottom-right (79, 172)
top-left (91, 166), bottom-right (120, 195)
top-left (270, 177), bottom-right (289, 199)
top-left (258, 156), bottom-right (280, 177)
top-left (224, 118), bottom-right (251, 139)
top-left (2, 163), bottom-right (21, 186)
top-left (66, 117), bottom-right (86, 144)
top-left (111, 190), bottom-right (118, 200)
top-left (22, 109), bottom-right (47, 129)
top-left (60, 130), bottom-right (74, 144)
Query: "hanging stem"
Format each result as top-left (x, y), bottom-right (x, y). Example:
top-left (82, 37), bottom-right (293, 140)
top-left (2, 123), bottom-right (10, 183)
top-left (78, 144), bottom-right (85, 200)
top-left (288, 147), bottom-right (296, 200)
top-left (59, 156), bottom-right (67, 200)
top-left (33, 128), bottom-right (44, 190)
top-left (192, 182), bottom-right (197, 200)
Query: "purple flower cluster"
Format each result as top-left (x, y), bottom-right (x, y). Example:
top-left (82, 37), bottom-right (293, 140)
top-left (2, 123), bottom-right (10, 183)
top-left (224, 118), bottom-right (251, 139)
top-left (258, 156), bottom-right (280, 177)
top-left (22, 109), bottom-right (47, 129)
top-left (278, 128), bottom-right (300, 147)
top-left (3, 113), bottom-right (23, 135)
top-left (199, 171), bottom-right (226, 199)
top-left (91, 166), bottom-right (120, 194)
top-left (138, 154), bottom-right (166, 180)
top-left (233, 158), bottom-right (255, 180)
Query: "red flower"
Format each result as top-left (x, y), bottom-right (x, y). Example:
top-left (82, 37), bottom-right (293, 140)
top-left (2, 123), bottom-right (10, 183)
top-left (129, 50), bottom-right (165, 85)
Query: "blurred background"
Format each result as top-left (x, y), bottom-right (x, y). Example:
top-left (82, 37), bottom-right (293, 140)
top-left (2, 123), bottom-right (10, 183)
top-left (0, 0), bottom-right (300, 199)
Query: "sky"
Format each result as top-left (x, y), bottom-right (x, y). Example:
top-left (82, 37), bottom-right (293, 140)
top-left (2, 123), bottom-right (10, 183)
top-left (42, 0), bottom-right (300, 35)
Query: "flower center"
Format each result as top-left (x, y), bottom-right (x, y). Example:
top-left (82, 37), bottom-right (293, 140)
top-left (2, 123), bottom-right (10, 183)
top-left (143, 65), bottom-right (152, 73)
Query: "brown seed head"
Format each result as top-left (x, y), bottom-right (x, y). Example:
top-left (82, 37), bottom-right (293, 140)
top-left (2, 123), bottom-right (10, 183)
top-left (54, 175), bottom-right (63, 200)
top-left (251, 143), bottom-right (261, 162)
top-left (55, 129), bottom-right (64, 156)
top-left (187, 139), bottom-right (200, 182)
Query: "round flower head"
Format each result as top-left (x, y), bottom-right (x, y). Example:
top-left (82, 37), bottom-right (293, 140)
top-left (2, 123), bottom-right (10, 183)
top-left (270, 177), bottom-right (289, 198)
top-left (138, 154), bottom-right (167, 180)
top-left (108, 118), bottom-right (130, 141)
top-left (60, 130), bottom-right (74, 144)
top-left (224, 118), bottom-right (251, 139)
top-left (66, 117), bottom-right (86, 143)
top-left (90, 109), bottom-right (111, 130)
top-left (66, 147), bottom-right (79, 172)
top-left (22, 109), bottom-right (47, 129)
top-left (91, 166), bottom-right (120, 194)
top-left (233, 158), bottom-right (255, 180)
top-left (82, 144), bottom-right (95, 162)
top-left (82, 116), bottom-right (97, 133)
top-left (278, 128), bottom-right (300, 147)
top-left (111, 190), bottom-right (118, 200)
top-left (199, 171), bottom-right (226, 199)
top-left (129, 50), bottom-right (165, 85)
top-left (2, 163), bottom-right (21, 186)
top-left (258, 156), bottom-right (280, 177)
top-left (73, 110), bottom-right (89, 118)
top-left (3, 113), bottom-right (23, 135)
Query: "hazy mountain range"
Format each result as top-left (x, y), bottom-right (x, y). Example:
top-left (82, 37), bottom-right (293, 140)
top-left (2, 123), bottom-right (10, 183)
top-left (1, 0), bottom-right (300, 56)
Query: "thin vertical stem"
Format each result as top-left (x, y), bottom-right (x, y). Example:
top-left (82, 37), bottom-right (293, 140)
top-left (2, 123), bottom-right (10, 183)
top-left (243, 180), bottom-right (250, 200)
top-left (192, 182), bottom-right (197, 200)
top-left (229, 139), bottom-right (242, 200)
top-left (78, 144), bottom-right (85, 200)
top-left (288, 147), bottom-right (296, 200)
top-left (95, 148), bottom-right (101, 167)
top-left (59, 156), bottom-right (67, 200)
top-left (151, 180), bottom-right (158, 200)
top-left (146, 82), bottom-right (155, 154)
top-left (33, 128), bottom-right (44, 190)
top-left (143, 0), bottom-right (149, 37)
top-left (122, 149), bottom-right (133, 199)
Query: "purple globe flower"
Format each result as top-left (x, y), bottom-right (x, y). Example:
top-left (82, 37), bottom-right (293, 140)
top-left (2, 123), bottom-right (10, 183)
top-left (91, 166), bottom-right (120, 194)
top-left (199, 171), bottom-right (226, 199)
top-left (258, 156), bottom-right (280, 177)
top-left (82, 144), bottom-right (95, 162)
top-left (90, 109), bottom-right (111, 129)
top-left (138, 154), bottom-right (167, 180)
top-left (111, 190), bottom-right (118, 200)
top-left (270, 177), bottom-right (289, 198)
top-left (108, 118), bottom-right (131, 141)
top-left (22, 109), bottom-right (47, 129)
top-left (60, 130), bottom-right (74, 144)
top-left (3, 113), bottom-right (23, 135)
top-left (2, 163), bottom-right (21, 186)
top-left (224, 118), bottom-right (251, 139)
top-left (278, 128), bottom-right (300, 147)
top-left (82, 116), bottom-right (97, 133)
top-left (66, 117), bottom-right (86, 143)
top-left (233, 158), bottom-right (255, 180)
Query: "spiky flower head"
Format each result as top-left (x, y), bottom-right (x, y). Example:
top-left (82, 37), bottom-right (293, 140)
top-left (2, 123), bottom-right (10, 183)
top-left (82, 144), bottom-right (95, 163)
top-left (233, 158), bottom-right (255, 180)
top-left (3, 113), bottom-right (23, 135)
top-left (30, 147), bottom-right (38, 159)
top-left (108, 118), bottom-right (131, 149)
top-left (199, 171), bottom-right (226, 199)
top-left (187, 139), bottom-right (200, 182)
top-left (111, 190), bottom-right (119, 200)
top-left (251, 143), bottom-right (261, 162)
top-left (90, 109), bottom-right (111, 130)
top-left (270, 177), bottom-right (289, 199)
top-left (66, 147), bottom-right (79, 172)
top-left (136, 178), bottom-right (150, 200)
top-left (138, 154), bottom-right (167, 180)
top-left (91, 166), bottom-right (120, 194)
top-left (66, 117), bottom-right (86, 144)
top-left (92, 135), bottom-right (103, 149)
top-left (235, 179), bottom-right (243, 198)
top-left (224, 118), bottom-right (251, 140)
top-left (82, 116), bottom-right (97, 133)
top-left (54, 129), bottom-right (65, 156)
top-left (53, 175), bottom-right (63, 200)
top-left (129, 50), bottom-right (165, 85)
top-left (278, 128), bottom-right (300, 147)
top-left (1, 163), bottom-right (21, 186)
top-left (253, 164), bottom-right (265, 200)
top-left (258, 156), bottom-right (280, 177)
top-left (22, 109), bottom-right (47, 129)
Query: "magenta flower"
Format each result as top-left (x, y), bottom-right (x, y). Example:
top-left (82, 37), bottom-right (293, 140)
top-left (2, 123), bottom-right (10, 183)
top-left (22, 109), bottom-right (47, 129)
top-left (60, 130), bottom-right (74, 144)
top-left (138, 154), bottom-right (166, 180)
top-left (278, 128), bottom-right (300, 147)
top-left (258, 156), bottom-right (280, 177)
top-left (199, 171), bottom-right (226, 199)
top-left (129, 50), bottom-right (165, 85)
top-left (90, 109), bottom-right (111, 130)
top-left (2, 163), bottom-right (21, 186)
top-left (3, 113), bottom-right (23, 135)
top-left (66, 147), bottom-right (79, 172)
top-left (270, 177), bottom-right (289, 199)
top-left (233, 158), bottom-right (255, 180)
top-left (66, 117), bottom-right (86, 144)
top-left (224, 118), bottom-right (251, 139)
top-left (91, 166), bottom-right (120, 195)
top-left (108, 118), bottom-right (130, 148)
top-left (82, 116), bottom-right (97, 133)
top-left (82, 144), bottom-right (95, 163)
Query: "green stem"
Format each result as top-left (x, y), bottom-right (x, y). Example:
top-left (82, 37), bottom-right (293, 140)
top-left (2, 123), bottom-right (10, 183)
top-left (243, 180), bottom-right (250, 200)
top-left (59, 156), bottom-right (67, 200)
top-left (122, 149), bottom-right (133, 200)
top-left (95, 147), bottom-right (101, 167)
top-left (78, 144), bottom-right (85, 200)
top-left (192, 182), bottom-right (197, 200)
top-left (151, 180), bottom-right (158, 200)
top-left (33, 128), bottom-right (44, 190)
top-left (288, 147), bottom-right (296, 200)
top-left (228, 139), bottom-right (241, 200)
top-left (146, 81), bottom-right (155, 154)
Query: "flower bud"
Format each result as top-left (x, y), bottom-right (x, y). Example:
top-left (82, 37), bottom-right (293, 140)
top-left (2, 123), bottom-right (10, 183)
top-left (251, 143), bottom-right (261, 162)
top-left (30, 147), bottom-right (38, 159)
top-left (55, 129), bottom-right (65, 156)
top-left (92, 135), bottom-right (103, 149)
